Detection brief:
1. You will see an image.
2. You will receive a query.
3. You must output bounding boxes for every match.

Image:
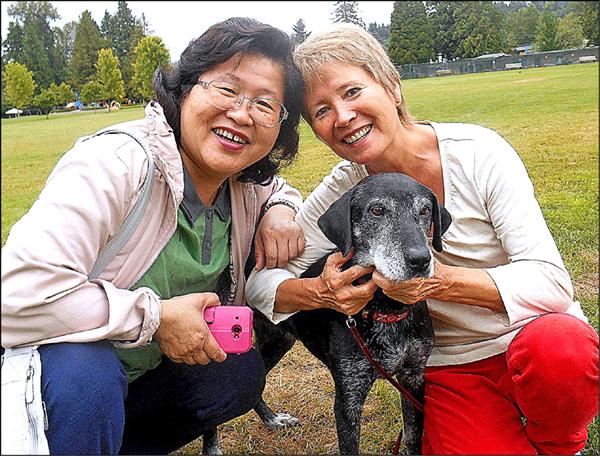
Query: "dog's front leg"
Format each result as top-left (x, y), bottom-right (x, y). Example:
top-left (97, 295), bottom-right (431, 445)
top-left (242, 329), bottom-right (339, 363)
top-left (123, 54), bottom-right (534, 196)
top-left (397, 370), bottom-right (426, 455)
top-left (332, 366), bottom-right (375, 455)
top-left (399, 395), bottom-right (423, 454)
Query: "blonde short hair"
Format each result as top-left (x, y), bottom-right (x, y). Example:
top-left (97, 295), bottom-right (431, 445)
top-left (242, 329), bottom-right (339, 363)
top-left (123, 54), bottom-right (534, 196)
top-left (293, 23), bottom-right (414, 124)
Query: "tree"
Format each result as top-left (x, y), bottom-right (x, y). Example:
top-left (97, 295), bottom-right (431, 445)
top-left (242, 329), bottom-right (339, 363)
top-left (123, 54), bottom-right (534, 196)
top-left (388, 1), bottom-right (435, 65)
top-left (453, 2), bottom-right (507, 58)
top-left (70, 11), bottom-right (106, 91)
top-left (534, 5), bottom-right (559, 51)
top-left (3, 1), bottom-right (61, 89)
top-left (331, 1), bottom-right (365, 28)
top-left (492, 1), bottom-right (528, 14)
top-left (80, 80), bottom-right (103, 110)
top-left (426, 1), bottom-right (460, 60)
top-left (30, 81), bottom-right (74, 118)
top-left (367, 22), bottom-right (390, 47)
top-left (570, 1), bottom-right (599, 46)
top-left (291, 19), bottom-right (311, 45)
top-left (556, 12), bottom-right (585, 49)
top-left (50, 82), bottom-right (75, 106)
top-left (21, 19), bottom-right (53, 89)
top-left (506, 3), bottom-right (540, 48)
top-left (54, 21), bottom-right (77, 84)
top-left (32, 87), bottom-right (56, 118)
top-left (2, 22), bottom-right (25, 63)
top-left (543, 0), bottom-right (571, 18)
top-left (100, 1), bottom-right (146, 98)
top-left (100, 10), bottom-right (113, 42)
top-left (95, 48), bottom-right (125, 111)
top-left (131, 36), bottom-right (171, 101)
top-left (3, 61), bottom-right (36, 110)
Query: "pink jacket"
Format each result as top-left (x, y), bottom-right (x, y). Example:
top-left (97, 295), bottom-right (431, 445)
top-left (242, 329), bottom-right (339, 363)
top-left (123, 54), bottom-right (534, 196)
top-left (1, 102), bottom-right (302, 349)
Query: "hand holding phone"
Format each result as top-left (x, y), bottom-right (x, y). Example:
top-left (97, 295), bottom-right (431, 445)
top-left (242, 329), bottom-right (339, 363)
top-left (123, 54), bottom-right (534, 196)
top-left (203, 306), bottom-right (253, 354)
top-left (156, 293), bottom-right (227, 364)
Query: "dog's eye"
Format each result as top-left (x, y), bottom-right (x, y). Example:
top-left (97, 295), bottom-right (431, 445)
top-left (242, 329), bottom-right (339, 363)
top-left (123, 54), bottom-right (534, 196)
top-left (419, 207), bottom-right (431, 217)
top-left (370, 205), bottom-right (384, 216)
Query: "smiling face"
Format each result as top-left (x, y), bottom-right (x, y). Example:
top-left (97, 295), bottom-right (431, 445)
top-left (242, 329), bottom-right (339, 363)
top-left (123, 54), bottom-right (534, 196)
top-left (303, 61), bottom-right (403, 166)
top-left (179, 53), bottom-right (286, 185)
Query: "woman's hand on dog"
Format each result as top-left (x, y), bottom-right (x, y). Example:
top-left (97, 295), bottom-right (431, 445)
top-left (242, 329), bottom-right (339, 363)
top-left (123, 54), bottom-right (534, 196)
top-left (373, 260), bottom-right (505, 311)
top-left (314, 250), bottom-right (378, 315)
top-left (372, 260), bottom-right (450, 304)
top-left (255, 204), bottom-right (306, 270)
top-left (155, 293), bottom-right (227, 365)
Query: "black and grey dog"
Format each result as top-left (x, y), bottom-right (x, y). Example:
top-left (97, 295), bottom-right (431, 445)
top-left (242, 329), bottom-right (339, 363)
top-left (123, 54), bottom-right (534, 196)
top-left (251, 173), bottom-right (452, 455)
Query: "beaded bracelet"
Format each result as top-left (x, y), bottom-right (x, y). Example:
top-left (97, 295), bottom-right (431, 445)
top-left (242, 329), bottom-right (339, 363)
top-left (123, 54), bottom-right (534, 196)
top-left (263, 199), bottom-right (298, 214)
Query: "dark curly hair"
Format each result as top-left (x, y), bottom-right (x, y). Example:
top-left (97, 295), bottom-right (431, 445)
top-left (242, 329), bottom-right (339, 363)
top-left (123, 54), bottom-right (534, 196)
top-left (153, 17), bottom-right (304, 184)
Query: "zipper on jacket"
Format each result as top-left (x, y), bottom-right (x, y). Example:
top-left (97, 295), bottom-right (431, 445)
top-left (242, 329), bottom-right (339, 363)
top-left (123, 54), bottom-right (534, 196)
top-left (25, 365), bottom-right (34, 404)
top-left (25, 362), bottom-right (40, 452)
top-left (42, 401), bottom-right (49, 431)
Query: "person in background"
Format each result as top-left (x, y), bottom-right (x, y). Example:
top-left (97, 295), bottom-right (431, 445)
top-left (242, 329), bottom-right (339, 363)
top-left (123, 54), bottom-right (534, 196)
top-left (246, 23), bottom-right (598, 455)
top-left (1, 17), bottom-right (305, 455)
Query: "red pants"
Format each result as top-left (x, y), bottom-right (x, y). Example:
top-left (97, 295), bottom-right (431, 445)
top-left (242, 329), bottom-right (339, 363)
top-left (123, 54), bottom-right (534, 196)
top-left (422, 313), bottom-right (599, 454)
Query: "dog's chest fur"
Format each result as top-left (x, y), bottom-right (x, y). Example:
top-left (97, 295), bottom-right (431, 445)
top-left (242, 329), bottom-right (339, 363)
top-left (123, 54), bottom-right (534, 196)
top-left (358, 306), bottom-right (433, 377)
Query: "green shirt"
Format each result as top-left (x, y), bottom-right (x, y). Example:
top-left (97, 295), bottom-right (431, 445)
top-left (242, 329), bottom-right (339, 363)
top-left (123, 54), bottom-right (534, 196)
top-left (118, 173), bottom-right (231, 382)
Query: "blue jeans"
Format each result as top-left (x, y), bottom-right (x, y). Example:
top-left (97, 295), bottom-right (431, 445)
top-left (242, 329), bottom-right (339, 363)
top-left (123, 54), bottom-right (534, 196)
top-left (39, 341), bottom-right (265, 454)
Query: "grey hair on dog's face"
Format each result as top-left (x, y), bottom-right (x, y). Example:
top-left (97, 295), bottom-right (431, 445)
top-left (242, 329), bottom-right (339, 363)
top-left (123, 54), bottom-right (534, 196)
top-left (351, 193), bottom-right (434, 281)
top-left (318, 173), bottom-right (451, 282)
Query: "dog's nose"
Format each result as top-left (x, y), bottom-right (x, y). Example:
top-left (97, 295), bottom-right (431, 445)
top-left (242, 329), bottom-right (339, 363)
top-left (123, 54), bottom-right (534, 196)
top-left (406, 247), bottom-right (431, 272)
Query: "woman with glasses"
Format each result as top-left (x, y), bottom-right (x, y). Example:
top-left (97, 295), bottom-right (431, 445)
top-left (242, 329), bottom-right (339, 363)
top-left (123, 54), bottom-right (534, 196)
top-left (246, 24), bottom-right (598, 454)
top-left (1, 17), bottom-right (304, 454)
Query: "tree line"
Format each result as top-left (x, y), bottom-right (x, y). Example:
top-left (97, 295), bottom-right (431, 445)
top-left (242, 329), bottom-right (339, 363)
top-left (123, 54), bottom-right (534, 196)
top-left (3, 1), bottom-right (598, 115)
top-left (388, 1), bottom-right (598, 64)
top-left (298, 1), bottom-right (598, 65)
top-left (2, 1), bottom-right (170, 114)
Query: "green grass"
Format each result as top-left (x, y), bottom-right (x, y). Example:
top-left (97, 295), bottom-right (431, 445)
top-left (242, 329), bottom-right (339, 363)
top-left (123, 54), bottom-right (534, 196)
top-left (1, 106), bottom-right (145, 243)
top-left (2, 63), bottom-right (598, 454)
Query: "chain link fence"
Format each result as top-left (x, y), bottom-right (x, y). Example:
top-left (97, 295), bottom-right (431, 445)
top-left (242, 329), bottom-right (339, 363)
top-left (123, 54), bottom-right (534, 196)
top-left (398, 46), bottom-right (599, 79)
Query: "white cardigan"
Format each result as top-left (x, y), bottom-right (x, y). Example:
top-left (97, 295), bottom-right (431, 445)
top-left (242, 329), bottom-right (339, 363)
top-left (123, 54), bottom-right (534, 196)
top-left (246, 122), bottom-right (585, 366)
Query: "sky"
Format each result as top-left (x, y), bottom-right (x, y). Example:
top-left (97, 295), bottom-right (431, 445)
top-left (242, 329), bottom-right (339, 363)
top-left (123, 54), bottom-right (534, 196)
top-left (1, 1), bottom-right (395, 59)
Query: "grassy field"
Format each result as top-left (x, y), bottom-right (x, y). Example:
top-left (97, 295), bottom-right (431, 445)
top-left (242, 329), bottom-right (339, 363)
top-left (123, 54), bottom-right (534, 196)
top-left (2, 63), bottom-right (598, 454)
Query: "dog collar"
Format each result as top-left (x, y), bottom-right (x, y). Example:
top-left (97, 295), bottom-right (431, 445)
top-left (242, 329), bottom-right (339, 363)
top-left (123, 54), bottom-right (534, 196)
top-left (361, 308), bottom-right (410, 323)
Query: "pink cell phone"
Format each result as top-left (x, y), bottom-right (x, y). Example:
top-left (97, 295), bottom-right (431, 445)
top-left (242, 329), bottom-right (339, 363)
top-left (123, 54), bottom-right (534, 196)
top-left (203, 306), bottom-right (253, 354)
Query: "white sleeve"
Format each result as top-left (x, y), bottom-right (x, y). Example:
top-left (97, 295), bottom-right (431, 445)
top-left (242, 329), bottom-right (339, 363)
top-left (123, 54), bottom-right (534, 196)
top-left (246, 161), bottom-right (365, 323)
top-left (476, 130), bottom-right (574, 324)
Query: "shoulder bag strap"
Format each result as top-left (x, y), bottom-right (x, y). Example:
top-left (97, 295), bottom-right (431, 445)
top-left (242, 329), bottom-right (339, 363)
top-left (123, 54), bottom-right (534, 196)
top-left (86, 129), bottom-right (155, 280)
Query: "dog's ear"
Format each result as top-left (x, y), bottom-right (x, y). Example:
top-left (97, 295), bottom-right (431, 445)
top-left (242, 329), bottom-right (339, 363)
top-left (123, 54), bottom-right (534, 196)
top-left (317, 189), bottom-right (353, 256)
top-left (430, 192), bottom-right (452, 252)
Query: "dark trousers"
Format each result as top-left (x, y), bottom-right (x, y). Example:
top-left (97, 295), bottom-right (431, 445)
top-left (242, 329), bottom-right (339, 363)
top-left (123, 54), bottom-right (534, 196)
top-left (39, 341), bottom-right (265, 454)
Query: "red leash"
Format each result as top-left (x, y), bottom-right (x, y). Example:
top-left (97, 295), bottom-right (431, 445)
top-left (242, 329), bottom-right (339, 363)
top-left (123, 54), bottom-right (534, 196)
top-left (346, 315), bottom-right (424, 455)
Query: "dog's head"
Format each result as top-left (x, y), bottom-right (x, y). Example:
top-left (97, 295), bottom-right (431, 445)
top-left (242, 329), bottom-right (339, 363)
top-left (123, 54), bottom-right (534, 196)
top-left (317, 173), bottom-right (452, 281)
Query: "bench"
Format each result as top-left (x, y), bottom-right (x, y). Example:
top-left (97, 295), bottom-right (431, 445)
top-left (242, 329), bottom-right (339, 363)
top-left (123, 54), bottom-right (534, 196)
top-left (579, 55), bottom-right (597, 63)
top-left (436, 69), bottom-right (452, 77)
top-left (505, 62), bottom-right (523, 70)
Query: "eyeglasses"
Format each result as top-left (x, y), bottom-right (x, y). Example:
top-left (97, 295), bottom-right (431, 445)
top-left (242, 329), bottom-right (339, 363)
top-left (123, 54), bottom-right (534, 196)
top-left (198, 79), bottom-right (288, 128)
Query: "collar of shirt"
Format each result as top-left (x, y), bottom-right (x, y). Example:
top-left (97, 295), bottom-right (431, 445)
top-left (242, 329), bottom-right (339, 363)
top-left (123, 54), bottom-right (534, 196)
top-left (180, 165), bottom-right (231, 225)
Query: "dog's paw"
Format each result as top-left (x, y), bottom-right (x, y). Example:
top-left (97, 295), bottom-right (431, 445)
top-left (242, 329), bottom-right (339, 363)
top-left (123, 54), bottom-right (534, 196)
top-left (264, 412), bottom-right (301, 430)
top-left (201, 430), bottom-right (222, 455)
top-left (201, 445), bottom-right (222, 456)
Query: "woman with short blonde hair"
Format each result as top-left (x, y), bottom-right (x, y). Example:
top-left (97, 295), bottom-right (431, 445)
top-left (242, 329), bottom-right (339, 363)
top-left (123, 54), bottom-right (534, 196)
top-left (247, 22), bottom-right (598, 455)
top-left (294, 23), bottom-right (414, 125)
